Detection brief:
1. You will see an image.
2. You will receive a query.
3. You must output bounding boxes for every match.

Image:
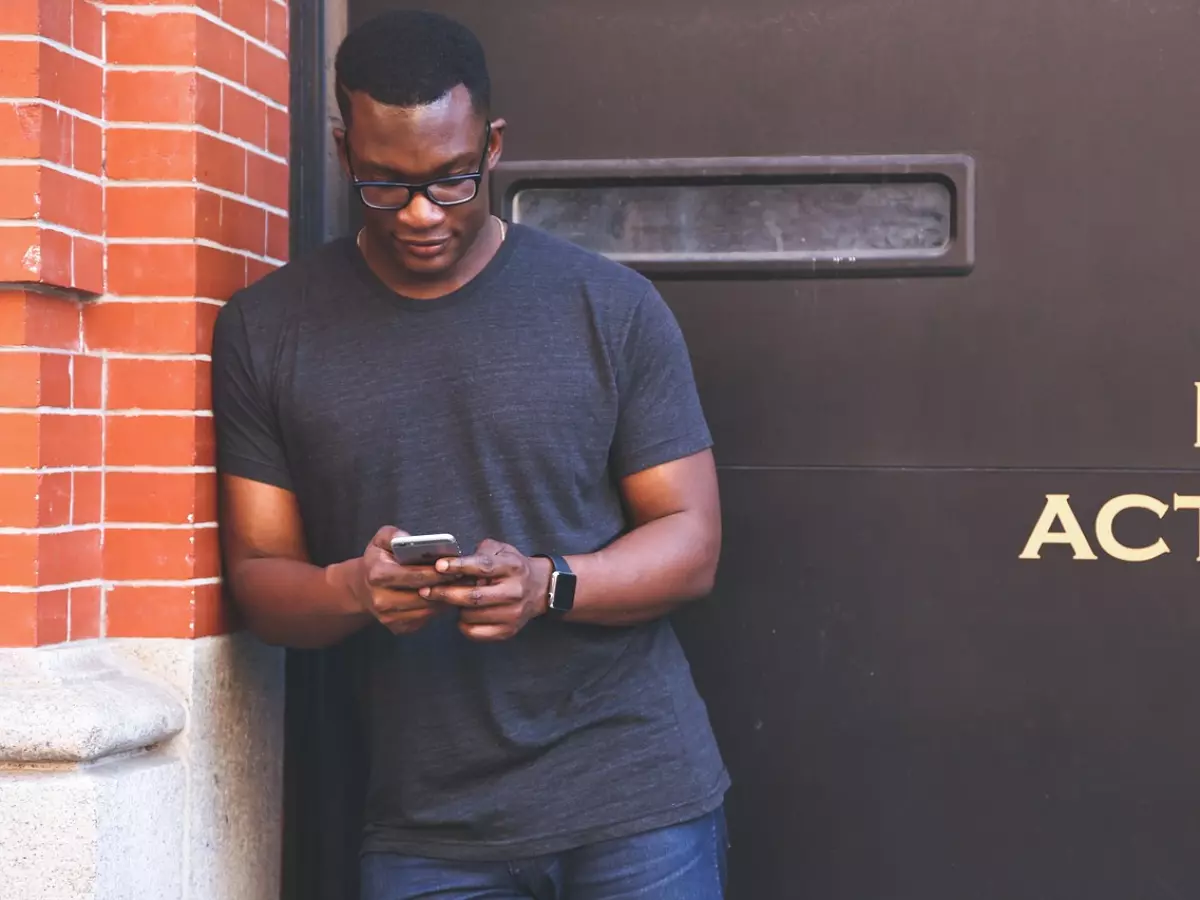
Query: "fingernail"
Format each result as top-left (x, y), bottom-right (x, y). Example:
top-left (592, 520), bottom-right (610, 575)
top-left (419, 588), bottom-right (430, 598)
top-left (436, 560), bottom-right (448, 572)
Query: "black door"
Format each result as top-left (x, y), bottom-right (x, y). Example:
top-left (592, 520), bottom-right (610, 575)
top-left (291, 1), bottom-right (1200, 897)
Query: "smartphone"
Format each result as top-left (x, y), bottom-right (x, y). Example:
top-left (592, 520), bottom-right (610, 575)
top-left (389, 533), bottom-right (461, 567)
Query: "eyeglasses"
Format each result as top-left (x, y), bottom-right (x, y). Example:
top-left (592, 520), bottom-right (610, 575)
top-left (346, 124), bottom-right (492, 211)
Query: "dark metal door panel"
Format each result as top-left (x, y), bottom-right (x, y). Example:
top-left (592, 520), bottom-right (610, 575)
top-left (329, 1), bottom-right (1200, 897)
top-left (675, 469), bottom-right (1200, 897)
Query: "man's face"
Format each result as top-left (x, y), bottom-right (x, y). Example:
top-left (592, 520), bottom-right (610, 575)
top-left (338, 85), bottom-right (501, 280)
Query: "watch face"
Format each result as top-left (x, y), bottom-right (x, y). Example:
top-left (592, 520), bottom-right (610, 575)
top-left (549, 570), bottom-right (577, 611)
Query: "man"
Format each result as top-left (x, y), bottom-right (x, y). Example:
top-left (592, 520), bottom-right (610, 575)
top-left (212, 9), bottom-right (729, 899)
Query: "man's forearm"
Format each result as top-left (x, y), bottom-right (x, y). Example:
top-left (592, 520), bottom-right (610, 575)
top-left (562, 511), bottom-right (720, 626)
top-left (229, 556), bottom-right (372, 649)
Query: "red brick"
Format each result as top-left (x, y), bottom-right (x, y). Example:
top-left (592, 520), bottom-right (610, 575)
top-left (222, 85), bottom-right (266, 148)
top-left (72, 354), bottom-right (103, 409)
top-left (0, 104), bottom-right (41, 159)
top-left (106, 583), bottom-right (195, 638)
top-left (40, 226), bottom-right (72, 287)
top-left (105, 128), bottom-right (196, 181)
top-left (223, 0), bottom-right (267, 42)
top-left (36, 589), bottom-right (68, 645)
top-left (197, 192), bottom-right (265, 255)
top-left (106, 244), bottom-right (197, 297)
top-left (104, 526), bottom-right (220, 581)
top-left (73, 0), bottom-right (104, 58)
top-left (39, 528), bottom-right (101, 586)
top-left (196, 245), bottom-right (247, 299)
top-left (196, 133), bottom-right (246, 193)
top-left (0, 165), bottom-right (40, 219)
top-left (196, 580), bottom-right (236, 636)
top-left (197, 15), bottom-right (244, 83)
top-left (41, 353), bottom-right (73, 407)
top-left (39, 105), bottom-right (71, 167)
top-left (0, 535), bottom-right (37, 588)
top-left (107, 358), bottom-right (209, 411)
top-left (197, 72), bottom-right (222, 132)
top-left (69, 584), bottom-right (101, 639)
top-left (73, 470), bottom-right (102, 525)
top-left (0, 225), bottom-right (44, 282)
top-left (74, 117), bottom-right (102, 176)
top-left (0, 352), bottom-right (46, 407)
top-left (0, 593), bottom-right (37, 647)
top-left (0, 351), bottom-right (74, 414)
top-left (106, 416), bottom-right (214, 467)
top-left (0, 0), bottom-right (38, 33)
top-left (40, 167), bottom-right (103, 236)
top-left (73, 237), bottom-right (104, 295)
top-left (0, 40), bottom-right (39, 97)
top-left (0, 290), bottom-right (81, 350)
top-left (40, 413), bottom-right (103, 468)
top-left (43, 48), bottom-right (102, 119)
top-left (40, 0), bottom-right (72, 46)
top-left (266, 106), bottom-right (288, 159)
top-left (107, 185), bottom-right (198, 239)
top-left (106, 11), bottom-right (197, 66)
top-left (267, 2), bottom-right (288, 53)
top-left (0, 413), bottom-right (39, 468)
top-left (247, 43), bottom-right (288, 106)
top-left (246, 152), bottom-right (288, 209)
top-left (248, 258), bottom-right (278, 285)
top-left (37, 472), bottom-right (72, 527)
top-left (106, 70), bottom-right (197, 124)
top-left (105, 470), bottom-right (216, 523)
top-left (0, 472), bottom-right (38, 528)
top-left (85, 300), bottom-right (208, 354)
top-left (267, 213), bottom-right (288, 261)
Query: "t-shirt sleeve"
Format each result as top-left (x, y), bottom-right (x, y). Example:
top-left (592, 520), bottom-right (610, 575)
top-left (210, 298), bottom-right (293, 491)
top-left (610, 285), bottom-right (714, 478)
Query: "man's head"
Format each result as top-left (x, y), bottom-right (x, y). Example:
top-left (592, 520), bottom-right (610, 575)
top-left (334, 11), bottom-right (502, 285)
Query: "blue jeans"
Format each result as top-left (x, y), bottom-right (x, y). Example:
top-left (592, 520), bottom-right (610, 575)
top-left (360, 808), bottom-right (728, 900)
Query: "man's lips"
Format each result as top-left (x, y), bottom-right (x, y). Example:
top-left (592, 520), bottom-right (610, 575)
top-left (395, 236), bottom-right (451, 258)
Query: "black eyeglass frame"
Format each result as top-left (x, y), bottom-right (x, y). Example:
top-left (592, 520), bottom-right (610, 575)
top-left (345, 123), bottom-right (493, 211)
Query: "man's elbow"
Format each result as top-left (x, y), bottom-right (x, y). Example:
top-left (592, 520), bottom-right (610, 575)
top-left (683, 530), bottom-right (721, 599)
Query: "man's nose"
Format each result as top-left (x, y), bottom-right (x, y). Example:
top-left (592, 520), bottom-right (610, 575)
top-left (398, 192), bottom-right (448, 230)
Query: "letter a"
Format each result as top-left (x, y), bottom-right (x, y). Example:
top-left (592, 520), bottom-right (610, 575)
top-left (1019, 494), bottom-right (1099, 560)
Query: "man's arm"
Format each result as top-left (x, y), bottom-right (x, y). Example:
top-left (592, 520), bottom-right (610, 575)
top-left (220, 475), bottom-right (454, 648)
top-left (426, 449), bottom-right (721, 639)
top-left (560, 448), bottom-right (721, 625)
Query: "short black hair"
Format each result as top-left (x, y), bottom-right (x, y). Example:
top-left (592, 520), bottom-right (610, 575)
top-left (334, 10), bottom-right (491, 127)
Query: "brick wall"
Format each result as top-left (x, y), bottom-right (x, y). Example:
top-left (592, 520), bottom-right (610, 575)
top-left (0, 0), bottom-right (289, 647)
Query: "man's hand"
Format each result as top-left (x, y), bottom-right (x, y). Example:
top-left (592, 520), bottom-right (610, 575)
top-left (351, 526), bottom-right (460, 635)
top-left (421, 539), bottom-right (552, 642)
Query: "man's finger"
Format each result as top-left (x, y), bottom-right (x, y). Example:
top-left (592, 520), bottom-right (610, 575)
top-left (370, 562), bottom-right (458, 590)
top-left (423, 581), bottom-right (517, 608)
top-left (459, 605), bottom-right (517, 626)
top-left (370, 525), bottom-right (408, 551)
top-left (436, 552), bottom-right (511, 579)
top-left (458, 621), bottom-right (513, 642)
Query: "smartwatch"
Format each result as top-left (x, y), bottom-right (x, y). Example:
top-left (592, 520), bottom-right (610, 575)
top-left (535, 553), bottom-right (576, 613)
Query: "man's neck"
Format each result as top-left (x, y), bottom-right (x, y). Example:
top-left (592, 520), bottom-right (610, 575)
top-left (358, 217), bottom-right (506, 301)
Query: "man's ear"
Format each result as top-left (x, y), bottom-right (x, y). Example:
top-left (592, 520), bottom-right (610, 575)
top-left (486, 118), bottom-right (507, 171)
top-left (333, 126), bottom-right (350, 177)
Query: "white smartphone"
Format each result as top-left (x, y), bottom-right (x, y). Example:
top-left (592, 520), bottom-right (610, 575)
top-left (389, 533), bottom-right (461, 567)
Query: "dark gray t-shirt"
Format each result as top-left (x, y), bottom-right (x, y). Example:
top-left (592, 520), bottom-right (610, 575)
top-left (211, 224), bottom-right (729, 861)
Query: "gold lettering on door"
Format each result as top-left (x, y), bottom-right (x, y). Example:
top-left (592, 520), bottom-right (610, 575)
top-left (1018, 383), bottom-right (1200, 563)
top-left (1094, 494), bottom-right (1170, 562)
top-left (1172, 494), bottom-right (1200, 561)
top-left (1194, 382), bottom-right (1200, 448)
top-left (1018, 495), bottom-right (1098, 560)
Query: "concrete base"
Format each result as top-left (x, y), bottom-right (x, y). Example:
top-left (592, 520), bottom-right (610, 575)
top-left (0, 635), bottom-right (285, 900)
